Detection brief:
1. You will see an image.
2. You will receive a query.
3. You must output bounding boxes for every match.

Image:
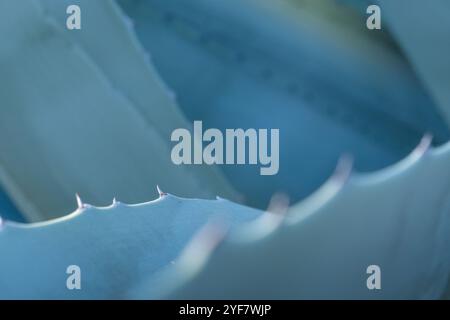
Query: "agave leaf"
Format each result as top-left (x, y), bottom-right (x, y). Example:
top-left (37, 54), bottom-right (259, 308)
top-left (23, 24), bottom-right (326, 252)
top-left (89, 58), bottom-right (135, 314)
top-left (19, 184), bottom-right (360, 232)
top-left (38, 0), bottom-right (238, 212)
top-left (118, 0), bottom-right (450, 208)
top-left (150, 137), bottom-right (450, 299)
top-left (37, 0), bottom-right (191, 139)
top-left (376, 0), bottom-right (450, 128)
top-left (0, 193), bottom-right (261, 299)
top-left (0, 0), bottom-right (236, 222)
top-left (323, 0), bottom-right (450, 128)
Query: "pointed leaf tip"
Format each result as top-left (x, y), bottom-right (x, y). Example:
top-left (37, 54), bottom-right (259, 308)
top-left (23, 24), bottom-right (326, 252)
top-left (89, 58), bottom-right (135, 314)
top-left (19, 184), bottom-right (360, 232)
top-left (419, 133), bottom-right (433, 152)
top-left (156, 185), bottom-right (167, 196)
top-left (267, 192), bottom-right (290, 215)
top-left (409, 133), bottom-right (433, 160)
top-left (75, 193), bottom-right (83, 209)
top-left (331, 153), bottom-right (353, 185)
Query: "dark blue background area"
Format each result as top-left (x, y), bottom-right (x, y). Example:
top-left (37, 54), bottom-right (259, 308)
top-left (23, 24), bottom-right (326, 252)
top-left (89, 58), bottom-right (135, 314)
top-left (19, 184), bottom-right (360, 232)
top-left (0, 185), bottom-right (25, 222)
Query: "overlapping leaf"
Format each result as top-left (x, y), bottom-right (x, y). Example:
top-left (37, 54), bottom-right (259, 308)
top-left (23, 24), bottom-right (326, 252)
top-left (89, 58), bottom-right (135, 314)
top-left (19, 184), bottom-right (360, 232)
top-left (147, 137), bottom-right (450, 299)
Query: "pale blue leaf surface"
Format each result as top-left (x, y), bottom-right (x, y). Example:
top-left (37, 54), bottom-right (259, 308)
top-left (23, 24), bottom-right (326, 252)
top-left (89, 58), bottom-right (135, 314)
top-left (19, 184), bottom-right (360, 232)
top-left (0, 0), bottom-right (236, 222)
top-left (147, 138), bottom-right (450, 299)
top-left (0, 194), bottom-right (261, 299)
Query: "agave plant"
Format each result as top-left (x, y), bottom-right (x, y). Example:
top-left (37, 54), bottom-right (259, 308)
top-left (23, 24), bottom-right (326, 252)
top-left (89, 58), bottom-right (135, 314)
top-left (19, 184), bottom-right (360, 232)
top-left (0, 0), bottom-right (449, 299)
